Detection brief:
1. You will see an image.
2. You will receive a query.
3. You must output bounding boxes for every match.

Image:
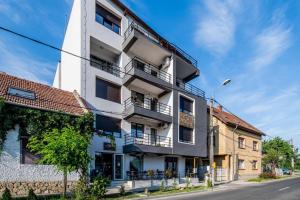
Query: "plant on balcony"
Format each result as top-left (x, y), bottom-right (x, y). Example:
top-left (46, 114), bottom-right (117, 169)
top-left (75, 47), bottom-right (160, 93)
top-left (164, 169), bottom-right (173, 179)
top-left (147, 169), bottom-right (155, 178)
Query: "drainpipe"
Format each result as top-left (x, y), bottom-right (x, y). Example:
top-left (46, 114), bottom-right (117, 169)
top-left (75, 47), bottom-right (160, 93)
top-left (232, 123), bottom-right (239, 181)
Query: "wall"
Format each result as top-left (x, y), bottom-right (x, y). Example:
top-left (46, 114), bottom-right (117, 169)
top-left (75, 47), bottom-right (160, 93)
top-left (0, 127), bottom-right (78, 196)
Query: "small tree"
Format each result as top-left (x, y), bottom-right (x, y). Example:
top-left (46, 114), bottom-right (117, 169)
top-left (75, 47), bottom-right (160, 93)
top-left (28, 126), bottom-right (91, 197)
top-left (1, 188), bottom-right (12, 200)
top-left (90, 176), bottom-right (110, 199)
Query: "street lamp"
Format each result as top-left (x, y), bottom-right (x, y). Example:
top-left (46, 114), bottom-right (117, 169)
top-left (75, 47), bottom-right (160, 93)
top-left (209, 79), bottom-right (231, 186)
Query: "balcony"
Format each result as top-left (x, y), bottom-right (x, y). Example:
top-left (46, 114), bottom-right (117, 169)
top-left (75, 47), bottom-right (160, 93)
top-left (123, 58), bottom-right (172, 95)
top-left (123, 133), bottom-right (172, 154)
top-left (123, 97), bottom-right (172, 124)
top-left (90, 55), bottom-right (121, 77)
top-left (176, 79), bottom-right (205, 98)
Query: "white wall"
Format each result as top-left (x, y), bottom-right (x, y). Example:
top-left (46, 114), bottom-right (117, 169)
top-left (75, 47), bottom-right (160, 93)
top-left (0, 126), bottom-right (78, 182)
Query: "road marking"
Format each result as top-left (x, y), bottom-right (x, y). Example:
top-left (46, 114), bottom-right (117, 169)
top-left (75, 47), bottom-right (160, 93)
top-left (278, 187), bottom-right (290, 191)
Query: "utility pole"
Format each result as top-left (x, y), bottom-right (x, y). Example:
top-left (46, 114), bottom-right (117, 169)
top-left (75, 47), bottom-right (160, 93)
top-left (290, 139), bottom-right (295, 175)
top-left (209, 97), bottom-right (214, 185)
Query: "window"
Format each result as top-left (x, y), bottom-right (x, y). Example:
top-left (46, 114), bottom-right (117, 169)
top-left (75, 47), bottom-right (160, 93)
top-left (252, 160), bottom-right (258, 170)
top-left (96, 78), bottom-right (121, 103)
top-left (96, 4), bottom-right (121, 34)
top-left (238, 137), bottom-right (245, 149)
top-left (238, 159), bottom-right (245, 169)
top-left (165, 157), bottom-right (178, 177)
top-left (131, 123), bottom-right (144, 138)
top-left (21, 138), bottom-right (40, 164)
top-left (130, 155), bottom-right (143, 172)
top-left (179, 126), bottom-right (193, 143)
top-left (253, 141), bottom-right (258, 151)
top-left (180, 96), bottom-right (193, 115)
top-left (8, 87), bottom-right (35, 100)
top-left (96, 115), bottom-right (121, 138)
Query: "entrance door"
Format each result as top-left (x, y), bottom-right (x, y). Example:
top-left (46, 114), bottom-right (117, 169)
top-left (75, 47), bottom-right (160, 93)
top-left (95, 153), bottom-right (113, 180)
top-left (185, 158), bottom-right (194, 176)
top-left (165, 157), bottom-right (178, 177)
top-left (114, 154), bottom-right (124, 180)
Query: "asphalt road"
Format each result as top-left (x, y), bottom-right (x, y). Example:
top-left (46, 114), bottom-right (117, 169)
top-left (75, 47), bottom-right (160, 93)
top-left (155, 177), bottom-right (300, 200)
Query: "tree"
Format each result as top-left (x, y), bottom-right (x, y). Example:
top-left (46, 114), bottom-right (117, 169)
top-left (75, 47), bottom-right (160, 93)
top-left (28, 126), bottom-right (91, 197)
top-left (263, 137), bottom-right (297, 172)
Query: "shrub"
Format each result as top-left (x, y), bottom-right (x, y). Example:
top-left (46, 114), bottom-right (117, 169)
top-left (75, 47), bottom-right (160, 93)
top-left (27, 188), bottom-right (37, 200)
top-left (259, 172), bottom-right (277, 179)
top-left (160, 180), bottom-right (165, 191)
top-left (185, 177), bottom-right (191, 189)
top-left (172, 177), bottom-right (177, 189)
top-left (164, 169), bottom-right (173, 179)
top-left (74, 177), bottom-right (89, 200)
top-left (90, 176), bottom-right (110, 199)
top-left (119, 184), bottom-right (126, 196)
top-left (207, 179), bottom-right (213, 188)
top-left (2, 188), bottom-right (12, 200)
top-left (147, 169), bottom-right (155, 179)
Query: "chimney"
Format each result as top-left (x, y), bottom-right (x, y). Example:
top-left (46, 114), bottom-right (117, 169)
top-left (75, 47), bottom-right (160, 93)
top-left (217, 105), bottom-right (223, 112)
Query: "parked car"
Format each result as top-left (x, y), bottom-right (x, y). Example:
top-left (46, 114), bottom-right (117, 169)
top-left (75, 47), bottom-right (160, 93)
top-left (282, 168), bottom-right (291, 175)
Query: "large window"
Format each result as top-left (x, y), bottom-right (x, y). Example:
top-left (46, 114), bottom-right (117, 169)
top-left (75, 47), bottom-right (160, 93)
top-left (96, 78), bottom-right (121, 103)
top-left (238, 137), bottom-right (245, 149)
top-left (180, 96), bottom-right (193, 115)
top-left (179, 126), bottom-right (193, 143)
top-left (8, 87), bottom-right (36, 100)
top-left (96, 115), bottom-right (121, 138)
top-left (21, 138), bottom-right (40, 164)
top-left (131, 123), bottom-right (144, 138)
top-left (130, 155), bottom-right (143, 172)
top-left (96, 4), bottom-right (121, 34)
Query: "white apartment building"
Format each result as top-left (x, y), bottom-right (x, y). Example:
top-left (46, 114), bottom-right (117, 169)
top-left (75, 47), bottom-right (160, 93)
top-left (53, 0), bottom-right (207, 184)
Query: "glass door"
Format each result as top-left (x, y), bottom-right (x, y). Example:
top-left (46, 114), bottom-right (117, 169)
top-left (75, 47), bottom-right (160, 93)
top-left (114, 154), bottom-right (124, 180)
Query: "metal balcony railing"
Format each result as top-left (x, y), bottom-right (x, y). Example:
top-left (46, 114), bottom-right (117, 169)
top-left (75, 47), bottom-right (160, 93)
top-left (176, 79), bottom-right (205, 98)
top-left (124, 58), bottom-right (172, 84)
top-left (123, 21), bottom-right (197, 67)
top-left (90, 55), bottom-right (121, 77)
top-left (124, 97), bottom-right (171, 116)
top-left (124, 133), bottom-right (172, 148)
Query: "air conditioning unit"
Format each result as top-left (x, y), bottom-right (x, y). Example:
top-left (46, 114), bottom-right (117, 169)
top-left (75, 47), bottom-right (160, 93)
top-left (159, 123), bottom-right (168, 129)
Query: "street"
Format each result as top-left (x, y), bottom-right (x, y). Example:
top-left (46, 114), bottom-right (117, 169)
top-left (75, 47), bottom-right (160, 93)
top-left (155, 177), bottom-right (300, 200)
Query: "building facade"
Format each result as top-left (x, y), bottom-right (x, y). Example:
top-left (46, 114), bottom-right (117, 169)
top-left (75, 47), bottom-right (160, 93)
top-left (211, 106), bottom-right (264, 181)
top-left (53, 0), bottom-right (207, 183)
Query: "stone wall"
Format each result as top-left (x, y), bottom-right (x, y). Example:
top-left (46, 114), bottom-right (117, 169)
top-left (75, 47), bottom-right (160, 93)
top-left (0, 181), bottom-right (76, 196)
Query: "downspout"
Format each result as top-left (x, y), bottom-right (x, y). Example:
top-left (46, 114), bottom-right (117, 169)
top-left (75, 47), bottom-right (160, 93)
top-left (232, 123), bottom-right (239, 181)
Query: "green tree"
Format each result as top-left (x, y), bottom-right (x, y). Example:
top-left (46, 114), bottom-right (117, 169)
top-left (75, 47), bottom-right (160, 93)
top-left (28, 126), bottom-right (91, 197)
top-left (263, 137), bottom-right (297, 172)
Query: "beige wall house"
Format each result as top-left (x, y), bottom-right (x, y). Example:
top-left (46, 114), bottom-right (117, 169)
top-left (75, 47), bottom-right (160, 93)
top-left (211, 106), bottom-right (264, 181)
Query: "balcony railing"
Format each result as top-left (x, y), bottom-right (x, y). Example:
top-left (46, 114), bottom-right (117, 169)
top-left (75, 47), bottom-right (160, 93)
top-left (123, 21), bottom-right (197, 67)
top-left (90, 55), bottom-right (121, 77)
top-left (124, 58), bottom-right (172, 84)
top-left (176, 79), bottom-right (205, 98)
top-left (124, 97), bottom-right (171, 116)
top-left (124, 133), bottom-right (172, 148)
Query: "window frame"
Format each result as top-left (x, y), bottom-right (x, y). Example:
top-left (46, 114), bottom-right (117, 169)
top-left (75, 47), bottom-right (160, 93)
top-left (238, 159), bottom-right (245, 170)
top-left (131, 123), bottom-right (144, 139)
top-left (95, 77), bottom-right (121, 103)
top-left (179, 125), bottom-right (194, 144)
top-left (179, 95), bottom-right (194, 115)
top-left (95, 114), bottom-right (122, 138)
top-left (8, 87), bottom-right (36, 100)
top-left (238, 137), bottom-right (245, 149)
top-left (252, 160), bottom-right (258, 170)
top-left (253, 141), bottom-right (258, 151)
top-left (95, 3), bottom-right (121, 35)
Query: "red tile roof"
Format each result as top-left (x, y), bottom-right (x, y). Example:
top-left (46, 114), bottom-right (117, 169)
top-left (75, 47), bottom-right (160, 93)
top-left (0, 72), bottom-right (89, 116)
top-left (212, 106), bottom-right (264, 136)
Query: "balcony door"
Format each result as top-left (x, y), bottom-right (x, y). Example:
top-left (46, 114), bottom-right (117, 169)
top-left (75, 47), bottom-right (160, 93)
top-left (132, 91), bottom-right (144, 107)
top-left (150, 128), bottom-right (157, 145)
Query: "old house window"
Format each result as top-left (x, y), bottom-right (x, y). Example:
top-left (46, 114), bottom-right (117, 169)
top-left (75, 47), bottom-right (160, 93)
top-left (252, 160), bottom-right (258, 170)
top-left (253, 141), bottom-right (258, 151)
top-left (238, 159), bottom-right (245, 169)
top-left (238, 137), bottom-right (245, 149)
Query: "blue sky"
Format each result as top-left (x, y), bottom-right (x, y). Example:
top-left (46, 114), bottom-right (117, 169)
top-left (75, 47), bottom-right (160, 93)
top-left (0, 0), bottom-right (300, 148)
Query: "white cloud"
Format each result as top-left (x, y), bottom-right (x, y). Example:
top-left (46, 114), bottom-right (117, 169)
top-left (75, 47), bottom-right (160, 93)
top-left (0, 41), bottom-right (54, 85)
top-left (0, 1), bottom-right (21, 24)
top-left (251, 8), bottom-right (291, 71)
top-left (194, 0), bottom-right (241, 56)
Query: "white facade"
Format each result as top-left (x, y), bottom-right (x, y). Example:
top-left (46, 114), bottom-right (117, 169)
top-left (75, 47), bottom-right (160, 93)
top-left (0, 126), bottom-right (78, 182)
top-left (54, 0), bottom-right (206, 184)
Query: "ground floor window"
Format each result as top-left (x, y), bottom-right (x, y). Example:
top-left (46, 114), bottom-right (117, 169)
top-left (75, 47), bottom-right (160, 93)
top-left (252, 160), bottom-right (258, 170)
top-left (238, 159), bottom-right (245, 169)
top-left (185, 158), bottom-right (194, 176)
top-left (20, 137), bottom-right (40, 164)
top-left (130, 155), bottom-right (143, 172)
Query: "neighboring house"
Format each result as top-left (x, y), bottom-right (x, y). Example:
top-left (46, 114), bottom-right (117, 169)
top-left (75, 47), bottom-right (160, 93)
top-left (53, 0), bottom-right (207, 186)
top-left (0, 72), bottom-right (89, 195)
top-left (210, 106), bottom-right (264, 181)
